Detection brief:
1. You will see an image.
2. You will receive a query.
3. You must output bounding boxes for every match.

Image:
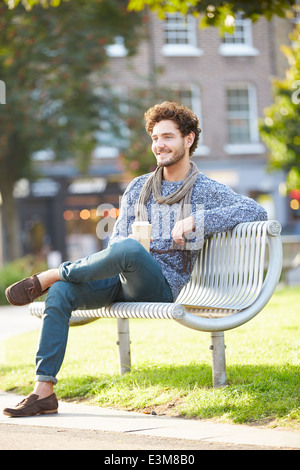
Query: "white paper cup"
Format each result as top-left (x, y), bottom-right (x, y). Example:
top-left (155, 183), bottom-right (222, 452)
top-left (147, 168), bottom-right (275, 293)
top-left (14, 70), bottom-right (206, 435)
top-left (132, 221), bottom-right (152, 252)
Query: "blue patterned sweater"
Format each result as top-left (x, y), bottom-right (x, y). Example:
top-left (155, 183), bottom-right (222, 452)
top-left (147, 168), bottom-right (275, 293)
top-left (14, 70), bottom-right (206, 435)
top-left (109, 172), bottom-right (268, 301)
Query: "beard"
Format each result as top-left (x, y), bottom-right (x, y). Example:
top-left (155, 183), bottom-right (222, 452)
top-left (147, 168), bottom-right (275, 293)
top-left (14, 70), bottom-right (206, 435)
top-left (156, 140), bottom-right (186, 167)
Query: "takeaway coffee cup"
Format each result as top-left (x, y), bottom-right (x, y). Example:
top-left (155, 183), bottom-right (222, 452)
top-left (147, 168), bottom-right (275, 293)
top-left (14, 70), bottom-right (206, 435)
top-left (131, 221), bottom-right (152, 252)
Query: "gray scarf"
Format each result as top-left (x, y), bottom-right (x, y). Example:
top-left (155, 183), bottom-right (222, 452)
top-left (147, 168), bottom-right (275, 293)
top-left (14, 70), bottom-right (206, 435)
top-left (135, 161), bottom-right (199, 250)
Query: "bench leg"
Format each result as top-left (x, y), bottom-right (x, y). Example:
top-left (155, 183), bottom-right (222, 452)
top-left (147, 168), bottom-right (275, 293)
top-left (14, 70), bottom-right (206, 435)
top-left (210, 331), bottom-right (227, 388)
top-left (117, 318), bottom-right (131, 375)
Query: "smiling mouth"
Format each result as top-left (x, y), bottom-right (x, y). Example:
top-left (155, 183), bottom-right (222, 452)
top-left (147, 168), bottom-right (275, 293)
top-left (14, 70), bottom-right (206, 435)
top-left (156, 150), bottom-right (171, 157)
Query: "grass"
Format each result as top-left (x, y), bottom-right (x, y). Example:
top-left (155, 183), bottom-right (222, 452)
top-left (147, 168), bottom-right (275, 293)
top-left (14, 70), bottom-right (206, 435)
top-left (0, 286), bottom-right (299, 429)
top-left (0, 255), bottom-right (48, 305)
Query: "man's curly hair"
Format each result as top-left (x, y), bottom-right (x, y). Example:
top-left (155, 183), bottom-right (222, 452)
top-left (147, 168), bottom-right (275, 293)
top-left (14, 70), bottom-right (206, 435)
top-left (144, 101), bottom-right (201, 156)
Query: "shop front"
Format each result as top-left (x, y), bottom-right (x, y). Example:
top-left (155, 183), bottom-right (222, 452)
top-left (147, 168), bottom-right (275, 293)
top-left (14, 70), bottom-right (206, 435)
top-left (17, 176), bottom-right (123, 266)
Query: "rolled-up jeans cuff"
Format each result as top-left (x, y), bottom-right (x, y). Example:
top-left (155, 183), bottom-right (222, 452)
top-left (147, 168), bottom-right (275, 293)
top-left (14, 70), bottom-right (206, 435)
top-left (35, 375), bottom-right (58, 385)
top-left (58, 262), bottom-right (70, 281)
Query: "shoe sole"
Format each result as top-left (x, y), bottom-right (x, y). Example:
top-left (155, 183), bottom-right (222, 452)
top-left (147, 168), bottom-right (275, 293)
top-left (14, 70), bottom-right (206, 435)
top-left (3, 409), bottom-right (58, 418)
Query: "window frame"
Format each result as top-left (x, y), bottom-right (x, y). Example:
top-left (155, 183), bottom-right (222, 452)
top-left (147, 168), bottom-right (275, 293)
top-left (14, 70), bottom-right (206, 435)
top-left (168, 83), bottom-right (210, 156)
top-left (219, 13), bottom-right (259, 56)
top-left (224, 83), bottom-right (265, 155)
top-left (161, 13), bottom-right (203, 57)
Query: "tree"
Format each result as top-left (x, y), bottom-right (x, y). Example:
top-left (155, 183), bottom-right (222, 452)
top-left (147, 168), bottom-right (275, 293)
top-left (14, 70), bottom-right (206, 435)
top-left (260, 24), bottom-right (300, 191)
top-left (127, 0), bottom-right (296, 33)
top-left (4, 0), bottom-right (296, 32)
top-left (0, 0), bottom-right (143, 261)
top-left (4, 0), bottom-right (67, 10)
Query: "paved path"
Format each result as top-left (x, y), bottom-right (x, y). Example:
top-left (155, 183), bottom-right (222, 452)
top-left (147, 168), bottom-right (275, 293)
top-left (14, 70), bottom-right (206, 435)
top-left (0, 304), bottom-right (41, 342)
top-left (0, 391), bottom-right (299, 450)
top-left (1, 305), bottom-right (299, 450)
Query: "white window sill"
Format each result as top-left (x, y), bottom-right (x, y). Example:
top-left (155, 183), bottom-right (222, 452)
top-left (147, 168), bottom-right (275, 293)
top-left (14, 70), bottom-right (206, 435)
top-left (161, 44), bottom-right (203, 57)
top-left (93, 146), bottom-right (120, 159)
top-left (106, 45), bottom-right (128, 58)
top-left (219, 44), bottom-right (260, 57)
top-left (224, 143), bottom-right (265, 155)
top-left (194, 145), bottom-right (210, 157)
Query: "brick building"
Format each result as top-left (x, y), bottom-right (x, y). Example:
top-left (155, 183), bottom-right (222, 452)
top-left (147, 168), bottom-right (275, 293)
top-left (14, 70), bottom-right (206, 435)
top-left (13, 11), bottom-right (298, 263)
top-left (103, 12), bottom-right (295, 229)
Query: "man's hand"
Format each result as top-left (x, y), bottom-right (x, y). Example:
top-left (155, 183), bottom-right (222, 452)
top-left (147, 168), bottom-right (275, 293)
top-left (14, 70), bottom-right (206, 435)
top-left (171, 215), bottom-right (195, 246)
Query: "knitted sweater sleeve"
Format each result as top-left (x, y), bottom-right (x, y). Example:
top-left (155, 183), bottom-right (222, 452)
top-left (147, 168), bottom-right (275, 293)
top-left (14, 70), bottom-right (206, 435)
top-left (202, 178), bottom-right (268, 240)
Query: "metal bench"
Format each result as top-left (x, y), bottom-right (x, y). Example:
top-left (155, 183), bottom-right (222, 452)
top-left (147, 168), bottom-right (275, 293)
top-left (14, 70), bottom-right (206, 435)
top-left (29, 219), bottom-right (282, 388)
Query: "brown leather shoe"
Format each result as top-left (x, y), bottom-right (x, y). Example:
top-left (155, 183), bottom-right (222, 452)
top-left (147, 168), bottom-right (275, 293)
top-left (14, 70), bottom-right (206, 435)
top-left (5, 274), bottom-right (48, 306)
top-left (3, 393), bottom-right (58, 417)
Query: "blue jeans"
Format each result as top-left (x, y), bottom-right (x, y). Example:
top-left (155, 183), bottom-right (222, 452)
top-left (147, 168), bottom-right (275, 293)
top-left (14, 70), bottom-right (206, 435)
top-left (35, 238), bottom-right (173, 384)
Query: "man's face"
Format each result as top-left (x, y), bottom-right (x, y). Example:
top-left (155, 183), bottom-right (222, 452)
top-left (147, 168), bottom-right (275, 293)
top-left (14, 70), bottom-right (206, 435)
top-left (151, 119), bottom-right (188, 168)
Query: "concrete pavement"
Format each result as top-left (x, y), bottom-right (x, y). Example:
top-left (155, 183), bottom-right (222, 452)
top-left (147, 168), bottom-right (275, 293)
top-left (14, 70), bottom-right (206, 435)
top-left (1, 305), bottom-right (299, 450)
top-left (0, 304), bottom-right (41, 342)
top-left (0, 391), bottom-right (299, 450)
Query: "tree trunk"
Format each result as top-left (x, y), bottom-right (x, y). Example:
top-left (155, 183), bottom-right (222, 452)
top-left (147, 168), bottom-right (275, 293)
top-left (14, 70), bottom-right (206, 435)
top-left (0, 172), bottom-right (21, 263)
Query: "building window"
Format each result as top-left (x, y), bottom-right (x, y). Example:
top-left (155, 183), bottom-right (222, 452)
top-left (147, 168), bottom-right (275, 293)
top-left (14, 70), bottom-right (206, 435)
top-left (225, 85), bottom-right (265, 155)
top-left (93, 86), bottom-right (129, 154)
top-left (227, 87), bottom-right (252, 144)
top-left (161, 13), bottom-right (203, 57)
top-left (168, 84), bottom-right (209, 155)
top-left (164, 13), bottom-right (195, 45)
top-left (170, 85), bottom-right (200, 113)
top-left (219, 13), bottom-right (259, 56)
top-left (292, 2), bottom-right (300, 24)
top-left (223, 13), bottom-right (252, 45)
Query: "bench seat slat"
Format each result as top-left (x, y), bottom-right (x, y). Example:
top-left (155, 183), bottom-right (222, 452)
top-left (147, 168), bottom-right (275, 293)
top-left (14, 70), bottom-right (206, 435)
top-left (28, 220), bottom-right (282, 332)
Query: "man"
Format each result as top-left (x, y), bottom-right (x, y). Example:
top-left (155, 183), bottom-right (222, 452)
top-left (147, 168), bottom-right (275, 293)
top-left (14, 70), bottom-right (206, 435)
top-left (4, 101), bottom-right (267, 417)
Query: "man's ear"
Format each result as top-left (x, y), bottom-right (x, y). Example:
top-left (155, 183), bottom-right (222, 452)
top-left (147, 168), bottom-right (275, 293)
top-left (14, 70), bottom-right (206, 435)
top-left (186, 131), bottom-right (195, 148)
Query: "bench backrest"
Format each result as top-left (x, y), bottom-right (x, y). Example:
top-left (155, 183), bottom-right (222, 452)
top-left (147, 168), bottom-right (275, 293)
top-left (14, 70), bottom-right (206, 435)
top-left (176, 221), bottom-right (276, 311)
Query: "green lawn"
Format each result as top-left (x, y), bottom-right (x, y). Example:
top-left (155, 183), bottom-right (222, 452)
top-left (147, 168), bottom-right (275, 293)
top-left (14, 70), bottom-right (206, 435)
top-left (1, 286), bottom-right (299, 429)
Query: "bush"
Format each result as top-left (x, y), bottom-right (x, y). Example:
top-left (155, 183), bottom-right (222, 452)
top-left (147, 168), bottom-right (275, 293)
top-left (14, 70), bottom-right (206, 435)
top-left (0, 255), bottom-right (48, 305)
